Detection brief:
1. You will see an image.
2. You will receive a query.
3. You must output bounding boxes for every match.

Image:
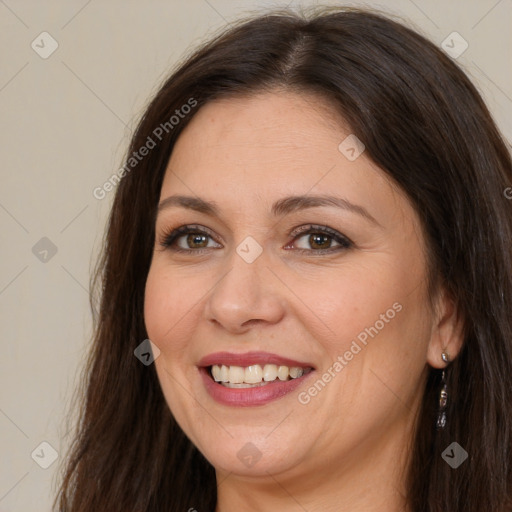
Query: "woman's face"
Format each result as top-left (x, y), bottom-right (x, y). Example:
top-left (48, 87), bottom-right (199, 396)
top-left (144, 91), bottom-right (442, 484)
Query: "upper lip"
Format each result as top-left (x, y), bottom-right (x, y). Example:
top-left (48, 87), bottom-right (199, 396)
top-left (198, 351), bottom-right (315, 369)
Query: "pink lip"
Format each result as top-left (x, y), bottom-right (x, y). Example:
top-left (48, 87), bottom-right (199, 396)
top-left (198, 351), bottom-right (314, 369)
top-left (199, 368), bottom-right (314, 407)
top-left (197, 351), bottom-right (315, 407)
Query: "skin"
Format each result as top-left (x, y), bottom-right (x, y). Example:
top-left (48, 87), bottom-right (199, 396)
top-left (144, 90), bottom-right (464, 512)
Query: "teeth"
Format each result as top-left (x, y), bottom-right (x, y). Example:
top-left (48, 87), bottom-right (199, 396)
top-left (289, 367), bottom-right (304, 378)
top-left (245, 365), bottom-right (263, 384)
top-left (263, 364), bottom-right (277, 381)
top-left (211, 364), bottom-right (307, 386)
top-left (211, 365), bottom-right (230, 382)
top-left (277, 365), bottom-right (289, 380)
top-left (219, 364), bottom-right (229, 382)
top-left (228, 366), bottom-right (244, 384)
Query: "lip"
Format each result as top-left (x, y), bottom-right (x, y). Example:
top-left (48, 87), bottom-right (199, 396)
top-left (198, 351), bottom-right (315, 407)
top-left (198, 351), bottom-right (314, 369)
top-left (199, 368), bottom-right (315, 407)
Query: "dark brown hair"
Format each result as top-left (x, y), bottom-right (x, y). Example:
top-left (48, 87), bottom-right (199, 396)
top-left (55, 7), bottom-right (512, 511)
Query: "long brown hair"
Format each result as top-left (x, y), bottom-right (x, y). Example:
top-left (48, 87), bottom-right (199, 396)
top-left (55, 7), bottom-right (512, 511)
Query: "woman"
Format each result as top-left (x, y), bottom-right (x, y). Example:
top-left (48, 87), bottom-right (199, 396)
top-left (55, 6), bottom-right (512, 512)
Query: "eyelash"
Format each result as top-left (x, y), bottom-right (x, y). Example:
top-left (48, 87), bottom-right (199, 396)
top-left (159, 224), bottom-right (353, 255)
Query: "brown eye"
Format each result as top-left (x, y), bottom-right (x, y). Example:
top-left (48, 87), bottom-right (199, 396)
top-left (185, 233), bottom-right (209, 249)
top-left (289, 225), bottom-right (352, 253)
top-left (160, 225), bottom-right (222, 253)
top-left (160, 224), bottom-right (352, 255)
top-left (308, 233), bottom-right (333, 250)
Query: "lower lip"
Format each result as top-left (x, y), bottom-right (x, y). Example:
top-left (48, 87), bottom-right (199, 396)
top-left (199, 367), bottom-right (314, 407)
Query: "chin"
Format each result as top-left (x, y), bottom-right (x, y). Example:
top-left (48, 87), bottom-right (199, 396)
top-left (190, 423), bottom-right (311, 477)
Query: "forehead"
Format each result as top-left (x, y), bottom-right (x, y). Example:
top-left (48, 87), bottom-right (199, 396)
top-left (171, 90), bottom-right (346, 154)
top-left (159, 90), bottom-right (408, 226)
top-left (163, 91), bottom-right (354, 186)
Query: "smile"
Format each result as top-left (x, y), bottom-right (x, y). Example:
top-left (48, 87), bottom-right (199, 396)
top-left (198, 351), bottom-right (316, 406)
top-left (210, 364), bottom-right (313, 387)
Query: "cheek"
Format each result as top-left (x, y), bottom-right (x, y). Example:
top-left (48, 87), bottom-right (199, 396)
top-left (143, 264), bottom-right (197, 354)
top-left (291, 261), bottom-right (407, 355)
top-left (144, 265), bottom-right (205, 439)
top-left (301, 256), bottom-right (430, 401)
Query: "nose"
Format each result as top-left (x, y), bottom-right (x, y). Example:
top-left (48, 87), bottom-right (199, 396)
top-left (204, 245), bottom-right (286, 334)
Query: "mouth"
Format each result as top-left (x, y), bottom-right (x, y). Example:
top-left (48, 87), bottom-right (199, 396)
top-left (198, 351), bottom-right (316, 406)
top-left (208, 363), bottom-right (314, 388)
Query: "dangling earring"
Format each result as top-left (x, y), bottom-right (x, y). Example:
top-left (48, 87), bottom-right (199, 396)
top-left (436, 352), bottom-right (450, 430)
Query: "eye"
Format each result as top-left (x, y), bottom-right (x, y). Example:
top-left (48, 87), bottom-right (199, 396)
top-left (159, 223), bottom-right (353, 255)
top-left (285, 224), bottom-right (353, 254)
top-left (159, 224), bottom-right (222, 253)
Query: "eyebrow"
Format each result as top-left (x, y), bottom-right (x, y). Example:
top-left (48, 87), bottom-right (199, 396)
top-left (157, 194), bottom-right (380, 226)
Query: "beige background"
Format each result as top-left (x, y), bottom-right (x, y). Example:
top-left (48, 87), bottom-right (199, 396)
top-left (0, 0), bottom-right (510, 510)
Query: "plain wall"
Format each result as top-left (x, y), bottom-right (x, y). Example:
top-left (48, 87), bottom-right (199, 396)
top-left (0, 0), bottom-right (510, 510)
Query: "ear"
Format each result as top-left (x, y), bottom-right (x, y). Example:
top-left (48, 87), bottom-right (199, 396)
top-left (426, 286), bottom-right (465, 369)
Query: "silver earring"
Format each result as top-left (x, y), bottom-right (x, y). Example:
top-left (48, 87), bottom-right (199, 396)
top-left (436, 352), bottom-right (450, 430)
